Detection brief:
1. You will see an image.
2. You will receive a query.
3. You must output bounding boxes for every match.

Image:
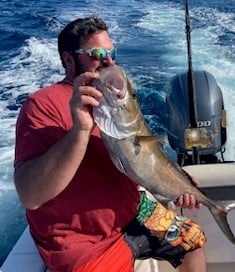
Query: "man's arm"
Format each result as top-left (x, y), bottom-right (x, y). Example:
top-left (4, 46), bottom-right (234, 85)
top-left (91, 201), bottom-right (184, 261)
top-left (14, 127), bottom-right (90, 210)
top-left (14, 72), bottom-right (102, 210)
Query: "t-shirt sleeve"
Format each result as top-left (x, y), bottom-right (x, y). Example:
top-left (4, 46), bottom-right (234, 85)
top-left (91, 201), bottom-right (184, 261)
top-left (14, 96), bottom-right (67, 165)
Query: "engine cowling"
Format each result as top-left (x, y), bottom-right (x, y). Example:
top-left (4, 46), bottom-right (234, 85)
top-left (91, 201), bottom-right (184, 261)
top-left (166, 70), bottom-right (226, 164)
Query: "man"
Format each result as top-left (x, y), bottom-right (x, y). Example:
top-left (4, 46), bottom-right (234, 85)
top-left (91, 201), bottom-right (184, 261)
top-left (14, 15), bottom-right (206, 272)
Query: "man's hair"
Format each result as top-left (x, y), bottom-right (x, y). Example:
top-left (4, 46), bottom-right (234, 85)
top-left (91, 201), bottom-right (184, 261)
top-left (58, 15), bottom-right (108, 66)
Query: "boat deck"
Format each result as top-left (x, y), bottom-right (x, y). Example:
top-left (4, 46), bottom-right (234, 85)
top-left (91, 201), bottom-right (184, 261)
top-left (0, 227), bottom-right (48, 272)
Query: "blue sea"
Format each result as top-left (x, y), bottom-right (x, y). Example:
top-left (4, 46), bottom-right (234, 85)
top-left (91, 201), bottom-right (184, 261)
top-left (0, 0), bottom-right (235, 266)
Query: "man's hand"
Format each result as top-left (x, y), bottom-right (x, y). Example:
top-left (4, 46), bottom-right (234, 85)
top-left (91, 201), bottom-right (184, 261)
top-left (174, 177), bottom-right (202, 209)
top-left (70, 71), bottom-right (102, 132)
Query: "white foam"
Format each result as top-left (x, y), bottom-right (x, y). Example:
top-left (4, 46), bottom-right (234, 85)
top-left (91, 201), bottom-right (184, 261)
top-left (0, 36), bottom-right (64, 193)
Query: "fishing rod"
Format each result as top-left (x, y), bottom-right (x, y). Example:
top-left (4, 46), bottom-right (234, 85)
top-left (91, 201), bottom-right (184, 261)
top-left (184, 0), bottom-right (200, 164)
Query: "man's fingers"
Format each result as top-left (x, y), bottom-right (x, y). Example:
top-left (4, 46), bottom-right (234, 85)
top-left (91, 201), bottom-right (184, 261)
top-left (175, 194), bottom-right (202, 209)
top-left (74, 71), bottom-right (99, 89)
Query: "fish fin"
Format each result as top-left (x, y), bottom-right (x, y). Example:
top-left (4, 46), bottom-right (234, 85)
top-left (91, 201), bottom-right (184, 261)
top-left (180, 168), bottom-right (206, 193)
top-left (109, 154), bottom-right (127, 175)
top-left (152, 193), bottom-right (170, 202)
top-left (178, 167), bottom-right (194, 182)
top-left (209, 204), bottom-right (235, 244)
top-left (221, 200), bottom-right (235, 211)
top-left (134, 136), bottom-right (165, 155)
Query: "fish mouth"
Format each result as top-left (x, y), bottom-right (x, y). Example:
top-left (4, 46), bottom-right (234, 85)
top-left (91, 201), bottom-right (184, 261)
top-left (107, 81), bottom-right (126, 100)
top-left (116, 90), bottom-right (125, 99)
top-left (93, 78), bottom-right (126, 100)
top-left (114, 85), bottom-right (126, 99)
top-left (103, 74), bottom-right (126, 100)
top-left (95, 66), bottom-right (127, 100)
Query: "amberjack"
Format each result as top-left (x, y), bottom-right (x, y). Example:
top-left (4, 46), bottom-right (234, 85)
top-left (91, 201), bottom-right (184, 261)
top-left (92, 64), bottom-right (235, 244)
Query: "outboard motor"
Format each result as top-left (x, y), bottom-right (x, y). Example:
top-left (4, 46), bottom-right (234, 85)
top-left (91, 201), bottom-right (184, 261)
top-left (166, 70), bottom-right (227, 166)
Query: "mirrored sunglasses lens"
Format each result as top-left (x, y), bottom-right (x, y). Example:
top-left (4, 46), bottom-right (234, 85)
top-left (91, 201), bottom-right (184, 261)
top-left (110, 48), bottom-right (116, 60)
top-left (91, 48), bottom-right (107, 60)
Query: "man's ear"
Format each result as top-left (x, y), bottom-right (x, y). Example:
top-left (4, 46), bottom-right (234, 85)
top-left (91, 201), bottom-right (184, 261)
top-left (62, 51), bottom-right (74, 68)
top-left (62, 51), bottom-right (76, 76)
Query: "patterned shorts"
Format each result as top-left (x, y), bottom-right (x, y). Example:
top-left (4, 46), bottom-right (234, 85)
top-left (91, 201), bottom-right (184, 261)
top-left (123, 192), bottom-right (206, 268)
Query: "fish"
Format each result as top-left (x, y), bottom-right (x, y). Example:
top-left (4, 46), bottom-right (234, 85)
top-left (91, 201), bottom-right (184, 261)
top-left (92, 64), bottom-right (235, 244)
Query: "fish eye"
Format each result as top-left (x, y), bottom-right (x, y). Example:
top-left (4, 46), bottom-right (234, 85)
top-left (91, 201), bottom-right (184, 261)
top-left (132, 91), bottom-right (139, 102)
top-left (131, 90), bottom-right (137, 99)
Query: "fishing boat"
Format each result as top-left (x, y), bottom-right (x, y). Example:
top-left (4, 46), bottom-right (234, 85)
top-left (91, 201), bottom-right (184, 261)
top-left (1, 1), bottom-right (235, 271)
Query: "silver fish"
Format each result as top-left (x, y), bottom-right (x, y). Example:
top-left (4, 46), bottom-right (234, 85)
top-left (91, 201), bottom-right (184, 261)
top-left (92, 64), bottom-right (235, 244)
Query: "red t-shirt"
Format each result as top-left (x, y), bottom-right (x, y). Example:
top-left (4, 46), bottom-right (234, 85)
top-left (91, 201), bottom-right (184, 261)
top-left (14, 82), bottom-right (140, 272)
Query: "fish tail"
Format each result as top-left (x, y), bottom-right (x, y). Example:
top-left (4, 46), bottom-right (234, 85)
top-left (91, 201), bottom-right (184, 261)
top-left (209, 202), bottom-right (235, 244)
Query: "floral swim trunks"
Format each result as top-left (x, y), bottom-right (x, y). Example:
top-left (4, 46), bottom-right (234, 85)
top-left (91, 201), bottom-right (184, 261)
top-left (123, 192), bottom-right (206, 268)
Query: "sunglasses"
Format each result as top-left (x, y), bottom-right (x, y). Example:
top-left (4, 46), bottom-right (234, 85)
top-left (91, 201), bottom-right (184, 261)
top-left (75, 47), bottom-right (117, 61)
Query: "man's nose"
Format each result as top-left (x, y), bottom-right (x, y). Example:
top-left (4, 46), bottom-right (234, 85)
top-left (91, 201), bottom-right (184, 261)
top-left (102, 54), bottom-right (115, 67)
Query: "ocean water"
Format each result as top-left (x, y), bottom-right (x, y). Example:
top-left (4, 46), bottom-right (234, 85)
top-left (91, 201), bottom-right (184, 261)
top-left (0, 0), bottom-right (235, 266)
